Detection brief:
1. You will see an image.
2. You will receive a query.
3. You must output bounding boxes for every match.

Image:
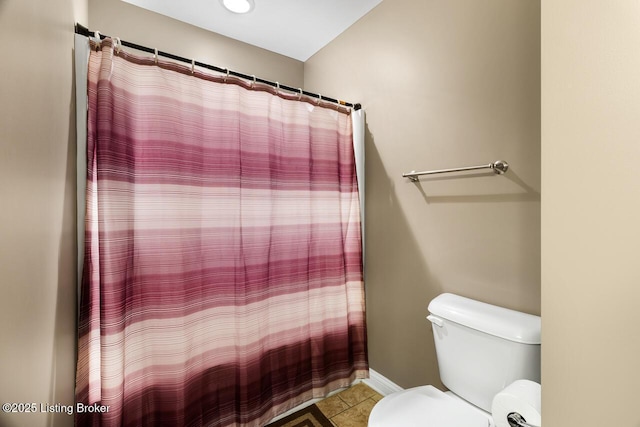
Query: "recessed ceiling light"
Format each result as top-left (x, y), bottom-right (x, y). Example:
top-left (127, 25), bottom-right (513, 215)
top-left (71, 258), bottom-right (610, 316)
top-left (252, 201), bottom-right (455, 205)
top-left (220, 0), bottom-right (255, 14)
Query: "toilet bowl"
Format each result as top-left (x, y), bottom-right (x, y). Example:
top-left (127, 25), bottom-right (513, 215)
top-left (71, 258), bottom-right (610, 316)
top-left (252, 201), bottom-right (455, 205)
top-left (368, 385), bottom-right (492, 427)
top-left (367, 293), bottom-right (541, 427)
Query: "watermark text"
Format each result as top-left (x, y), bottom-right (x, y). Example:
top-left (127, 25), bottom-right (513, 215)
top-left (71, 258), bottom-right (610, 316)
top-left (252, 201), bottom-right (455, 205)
top-left (2, 402), bottom-right (110, 415)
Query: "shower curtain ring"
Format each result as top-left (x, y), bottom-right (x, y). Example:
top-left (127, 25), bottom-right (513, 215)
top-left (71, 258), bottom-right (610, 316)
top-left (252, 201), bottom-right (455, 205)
top-left (191, 59), bottom-right (195, 74)
top-left (251, 75), bottom-right (256, 88)
top-left (154, 48), bottom-right (158, 64)
top-left (298, 88), bottom-right (303, 100)
top-left (114, 37), bottom-right (122, 54)
top-left (94, 31), bottom-right (101, 47)
top-left (224, 68), bottom-right (230, 82)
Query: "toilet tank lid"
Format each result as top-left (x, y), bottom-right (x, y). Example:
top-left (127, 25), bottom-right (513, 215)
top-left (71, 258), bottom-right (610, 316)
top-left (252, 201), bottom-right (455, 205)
top-left (428, 293), bottom-right (541, 344)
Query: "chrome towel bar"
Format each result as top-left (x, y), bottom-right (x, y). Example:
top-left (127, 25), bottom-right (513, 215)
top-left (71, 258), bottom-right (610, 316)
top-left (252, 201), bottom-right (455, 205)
top-left (402, 160), bottom-right (509, 182)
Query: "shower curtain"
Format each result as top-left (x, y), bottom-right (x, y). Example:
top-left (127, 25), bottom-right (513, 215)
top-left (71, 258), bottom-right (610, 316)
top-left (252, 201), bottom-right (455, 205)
top-left (74, 38), bottom-right (368, 427)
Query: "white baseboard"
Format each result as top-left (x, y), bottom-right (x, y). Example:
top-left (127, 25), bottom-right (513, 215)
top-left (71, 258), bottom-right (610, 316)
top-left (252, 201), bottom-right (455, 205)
top-left (362, 369), bottom-right (404, 396)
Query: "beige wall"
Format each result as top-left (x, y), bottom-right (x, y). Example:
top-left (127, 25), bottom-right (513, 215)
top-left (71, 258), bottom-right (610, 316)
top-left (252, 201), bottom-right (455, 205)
top-left (305, 0), bottom-right (541, 388)
top-left (541, 1), bottom-right (640, 426)
top-left (88, 0), bottom-right (303, 88)
top-left (0, 0), bottom-right (87, 426)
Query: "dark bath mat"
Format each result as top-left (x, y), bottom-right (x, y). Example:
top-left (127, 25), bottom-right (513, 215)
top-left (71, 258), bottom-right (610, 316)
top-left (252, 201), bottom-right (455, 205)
top-left (264, 403), bottom-right (333, 427)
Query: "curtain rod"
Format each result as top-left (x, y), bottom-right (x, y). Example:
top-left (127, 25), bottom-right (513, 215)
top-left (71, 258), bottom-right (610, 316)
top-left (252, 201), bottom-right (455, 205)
top-left (74, 24), bottom-right (361, 111)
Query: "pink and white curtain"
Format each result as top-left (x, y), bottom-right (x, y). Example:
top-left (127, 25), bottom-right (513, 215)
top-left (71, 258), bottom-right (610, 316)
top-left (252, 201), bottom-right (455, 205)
top-left (75, 38), bottom-right (368, 426)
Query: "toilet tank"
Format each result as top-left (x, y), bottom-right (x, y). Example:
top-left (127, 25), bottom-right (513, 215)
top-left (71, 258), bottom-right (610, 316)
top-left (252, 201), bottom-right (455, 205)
top-left (427, 293), bottom-right (541, 412)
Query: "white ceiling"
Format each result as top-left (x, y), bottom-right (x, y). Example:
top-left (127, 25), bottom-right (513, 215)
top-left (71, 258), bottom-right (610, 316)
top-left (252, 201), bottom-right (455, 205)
top-left (122, 0), bottom-right (383, 61)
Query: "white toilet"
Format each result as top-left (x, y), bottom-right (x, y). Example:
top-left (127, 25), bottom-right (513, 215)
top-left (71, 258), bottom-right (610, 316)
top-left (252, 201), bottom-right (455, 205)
top-left (368, 293), bottom-right (541, 427)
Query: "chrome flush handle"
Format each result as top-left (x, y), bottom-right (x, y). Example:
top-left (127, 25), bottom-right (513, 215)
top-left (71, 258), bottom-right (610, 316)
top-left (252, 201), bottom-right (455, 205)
top-left (426, 315), bottom-right (444, 327)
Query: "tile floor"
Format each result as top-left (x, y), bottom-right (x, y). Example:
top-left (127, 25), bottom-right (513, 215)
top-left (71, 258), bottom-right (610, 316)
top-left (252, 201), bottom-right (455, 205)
top-left (315, 382), bottom-right (383, 427)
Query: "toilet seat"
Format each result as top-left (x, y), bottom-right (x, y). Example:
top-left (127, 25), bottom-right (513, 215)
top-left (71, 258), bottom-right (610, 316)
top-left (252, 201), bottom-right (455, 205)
top-left (368, 385), bottom-right (491, 427)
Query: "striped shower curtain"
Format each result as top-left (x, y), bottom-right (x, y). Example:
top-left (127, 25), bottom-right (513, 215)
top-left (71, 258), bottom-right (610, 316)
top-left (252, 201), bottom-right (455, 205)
top-left (75, 39), bottom-right (368, 427)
